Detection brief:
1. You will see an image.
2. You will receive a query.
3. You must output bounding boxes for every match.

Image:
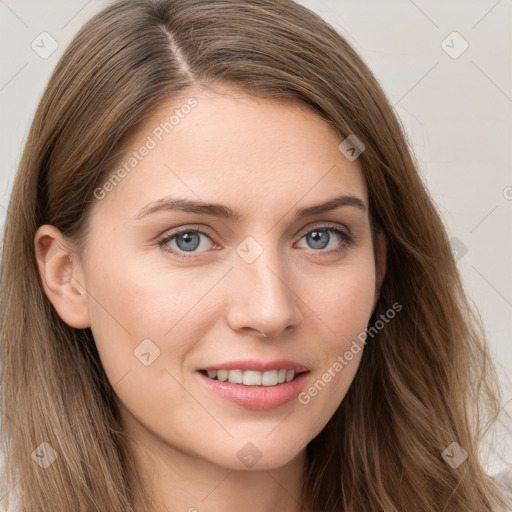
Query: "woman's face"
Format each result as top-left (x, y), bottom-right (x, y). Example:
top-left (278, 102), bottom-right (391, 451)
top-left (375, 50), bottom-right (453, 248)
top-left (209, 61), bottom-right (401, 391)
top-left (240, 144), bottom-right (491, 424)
top-left (50, 86), bottom-right (386, 471)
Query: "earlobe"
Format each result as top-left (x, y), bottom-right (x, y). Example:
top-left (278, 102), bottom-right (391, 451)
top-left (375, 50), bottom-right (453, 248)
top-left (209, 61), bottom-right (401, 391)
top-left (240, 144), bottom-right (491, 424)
top-left (34, 225), bottom-right (91, 329)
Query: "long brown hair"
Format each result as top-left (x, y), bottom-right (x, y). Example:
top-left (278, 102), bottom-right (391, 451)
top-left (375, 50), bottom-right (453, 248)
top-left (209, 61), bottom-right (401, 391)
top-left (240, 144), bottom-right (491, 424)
top-left (1, 1), bottom-right (510, 510)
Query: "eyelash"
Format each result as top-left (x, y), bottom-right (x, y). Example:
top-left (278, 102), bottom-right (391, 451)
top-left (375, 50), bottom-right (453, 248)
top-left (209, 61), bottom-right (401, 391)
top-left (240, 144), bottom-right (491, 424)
top-left (157, 223), bottom-right (354, 259)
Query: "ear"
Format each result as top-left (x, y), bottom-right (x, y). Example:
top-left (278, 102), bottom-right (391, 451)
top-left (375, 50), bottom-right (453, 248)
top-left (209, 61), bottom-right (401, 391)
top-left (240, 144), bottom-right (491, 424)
top-left (372, 230), bottom-right (388, 310)
top-left (34, 225), bottom-right (91, 329)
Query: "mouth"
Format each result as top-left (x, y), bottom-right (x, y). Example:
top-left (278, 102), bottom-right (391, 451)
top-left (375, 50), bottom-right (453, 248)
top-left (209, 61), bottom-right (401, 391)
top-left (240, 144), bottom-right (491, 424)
top-left (198, 368), bottom-right (309, 387)
top-left (196, 368), bottom-right (311, 410)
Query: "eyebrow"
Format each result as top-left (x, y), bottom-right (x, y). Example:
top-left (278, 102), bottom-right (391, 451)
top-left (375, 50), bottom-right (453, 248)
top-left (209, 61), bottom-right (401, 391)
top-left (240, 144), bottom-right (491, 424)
top-left (135, 194), bottom-right (367, 221)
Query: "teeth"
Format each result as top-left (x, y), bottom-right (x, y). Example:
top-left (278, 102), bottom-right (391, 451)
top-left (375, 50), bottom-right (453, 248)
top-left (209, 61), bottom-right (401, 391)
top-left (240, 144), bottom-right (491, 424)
top-left (261, 370), bottom-right (278, 386)
top-left (243, 370), bottom-right (262, 385)
top-left (204, 369), bottom-right (298, 386)
top-left (228, 369), bottom-right (243, 384)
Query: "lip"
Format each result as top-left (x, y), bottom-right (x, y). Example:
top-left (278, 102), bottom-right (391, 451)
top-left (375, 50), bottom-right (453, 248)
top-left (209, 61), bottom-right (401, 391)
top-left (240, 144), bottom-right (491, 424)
top-left (197, 369), bottom-right (310, 410)
top-left (199, 359), bottom-right (309, 373)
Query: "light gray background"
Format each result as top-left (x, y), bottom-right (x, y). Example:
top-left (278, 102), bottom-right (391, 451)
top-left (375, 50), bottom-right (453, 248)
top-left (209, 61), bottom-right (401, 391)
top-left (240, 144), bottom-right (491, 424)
top-left (0, 0), bottom-right (511, 476)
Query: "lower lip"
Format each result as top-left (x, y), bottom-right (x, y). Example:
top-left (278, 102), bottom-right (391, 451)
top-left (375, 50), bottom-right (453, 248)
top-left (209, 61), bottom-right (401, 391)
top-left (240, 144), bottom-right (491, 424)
top-left (197, 371), bottom-right (310, 410)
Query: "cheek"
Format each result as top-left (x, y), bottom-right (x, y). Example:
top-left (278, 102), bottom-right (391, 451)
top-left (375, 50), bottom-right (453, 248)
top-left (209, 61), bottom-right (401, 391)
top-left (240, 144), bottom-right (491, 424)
top-left (297, 255), bottom-right (375, 412)
top-left (296, 277), bottom-right (373, 434)
top-left (84, 250), bottom-right (166, 379)
top-left (85, 250), bottom-right (219, 379)
top-left (86, 248), bottom-right (185, 334)
top-left (310, 256), bottom-right (376, 348)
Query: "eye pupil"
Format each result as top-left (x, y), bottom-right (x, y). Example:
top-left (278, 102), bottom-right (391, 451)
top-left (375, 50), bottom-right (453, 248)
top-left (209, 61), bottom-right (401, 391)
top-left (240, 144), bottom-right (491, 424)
top-left (176, 231), bottom-right (201, 251)
top-left (307, 229), bottom-right (329, 250)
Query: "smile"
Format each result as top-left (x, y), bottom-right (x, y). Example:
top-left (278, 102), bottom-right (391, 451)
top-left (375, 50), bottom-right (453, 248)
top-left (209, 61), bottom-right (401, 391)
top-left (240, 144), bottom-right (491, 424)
top-left (196, 369), bottom-right (310, 410)
top-left (199, 368), bottom-right (302, 386)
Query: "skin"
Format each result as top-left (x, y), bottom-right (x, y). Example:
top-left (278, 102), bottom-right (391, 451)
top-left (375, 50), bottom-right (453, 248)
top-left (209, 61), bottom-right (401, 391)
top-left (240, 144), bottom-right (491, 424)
top-left (35, 85), bottom-right (387, 512)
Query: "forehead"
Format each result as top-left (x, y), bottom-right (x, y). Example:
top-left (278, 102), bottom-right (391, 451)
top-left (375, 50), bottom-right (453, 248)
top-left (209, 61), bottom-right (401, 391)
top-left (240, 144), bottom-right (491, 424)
top-left (92, 86), bottom-right (367, 222)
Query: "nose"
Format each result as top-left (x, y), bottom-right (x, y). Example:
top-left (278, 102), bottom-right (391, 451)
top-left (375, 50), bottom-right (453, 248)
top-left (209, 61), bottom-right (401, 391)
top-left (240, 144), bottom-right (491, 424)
top-left (225, 246), bottom-right (302, 338)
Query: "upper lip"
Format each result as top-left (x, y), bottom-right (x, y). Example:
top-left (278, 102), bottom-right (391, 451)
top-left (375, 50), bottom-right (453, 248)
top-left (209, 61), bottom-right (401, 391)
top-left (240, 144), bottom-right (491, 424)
top-left (200, 359), bottom-right (309, 373)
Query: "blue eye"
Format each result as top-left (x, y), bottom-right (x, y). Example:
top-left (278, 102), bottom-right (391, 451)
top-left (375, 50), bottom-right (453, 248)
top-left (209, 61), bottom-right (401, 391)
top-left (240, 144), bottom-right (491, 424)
top-left (296, 225), bottom-right (353, 253)
top-left (157, 223), bottom-right (353, 259)
top-left (158, 228), bottom-right (215, 258)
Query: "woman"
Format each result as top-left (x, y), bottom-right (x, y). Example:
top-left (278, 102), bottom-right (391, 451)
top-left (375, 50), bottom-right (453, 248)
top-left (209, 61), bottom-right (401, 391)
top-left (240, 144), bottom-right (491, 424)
top-left (1, 0), bottom-right (510, 510)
